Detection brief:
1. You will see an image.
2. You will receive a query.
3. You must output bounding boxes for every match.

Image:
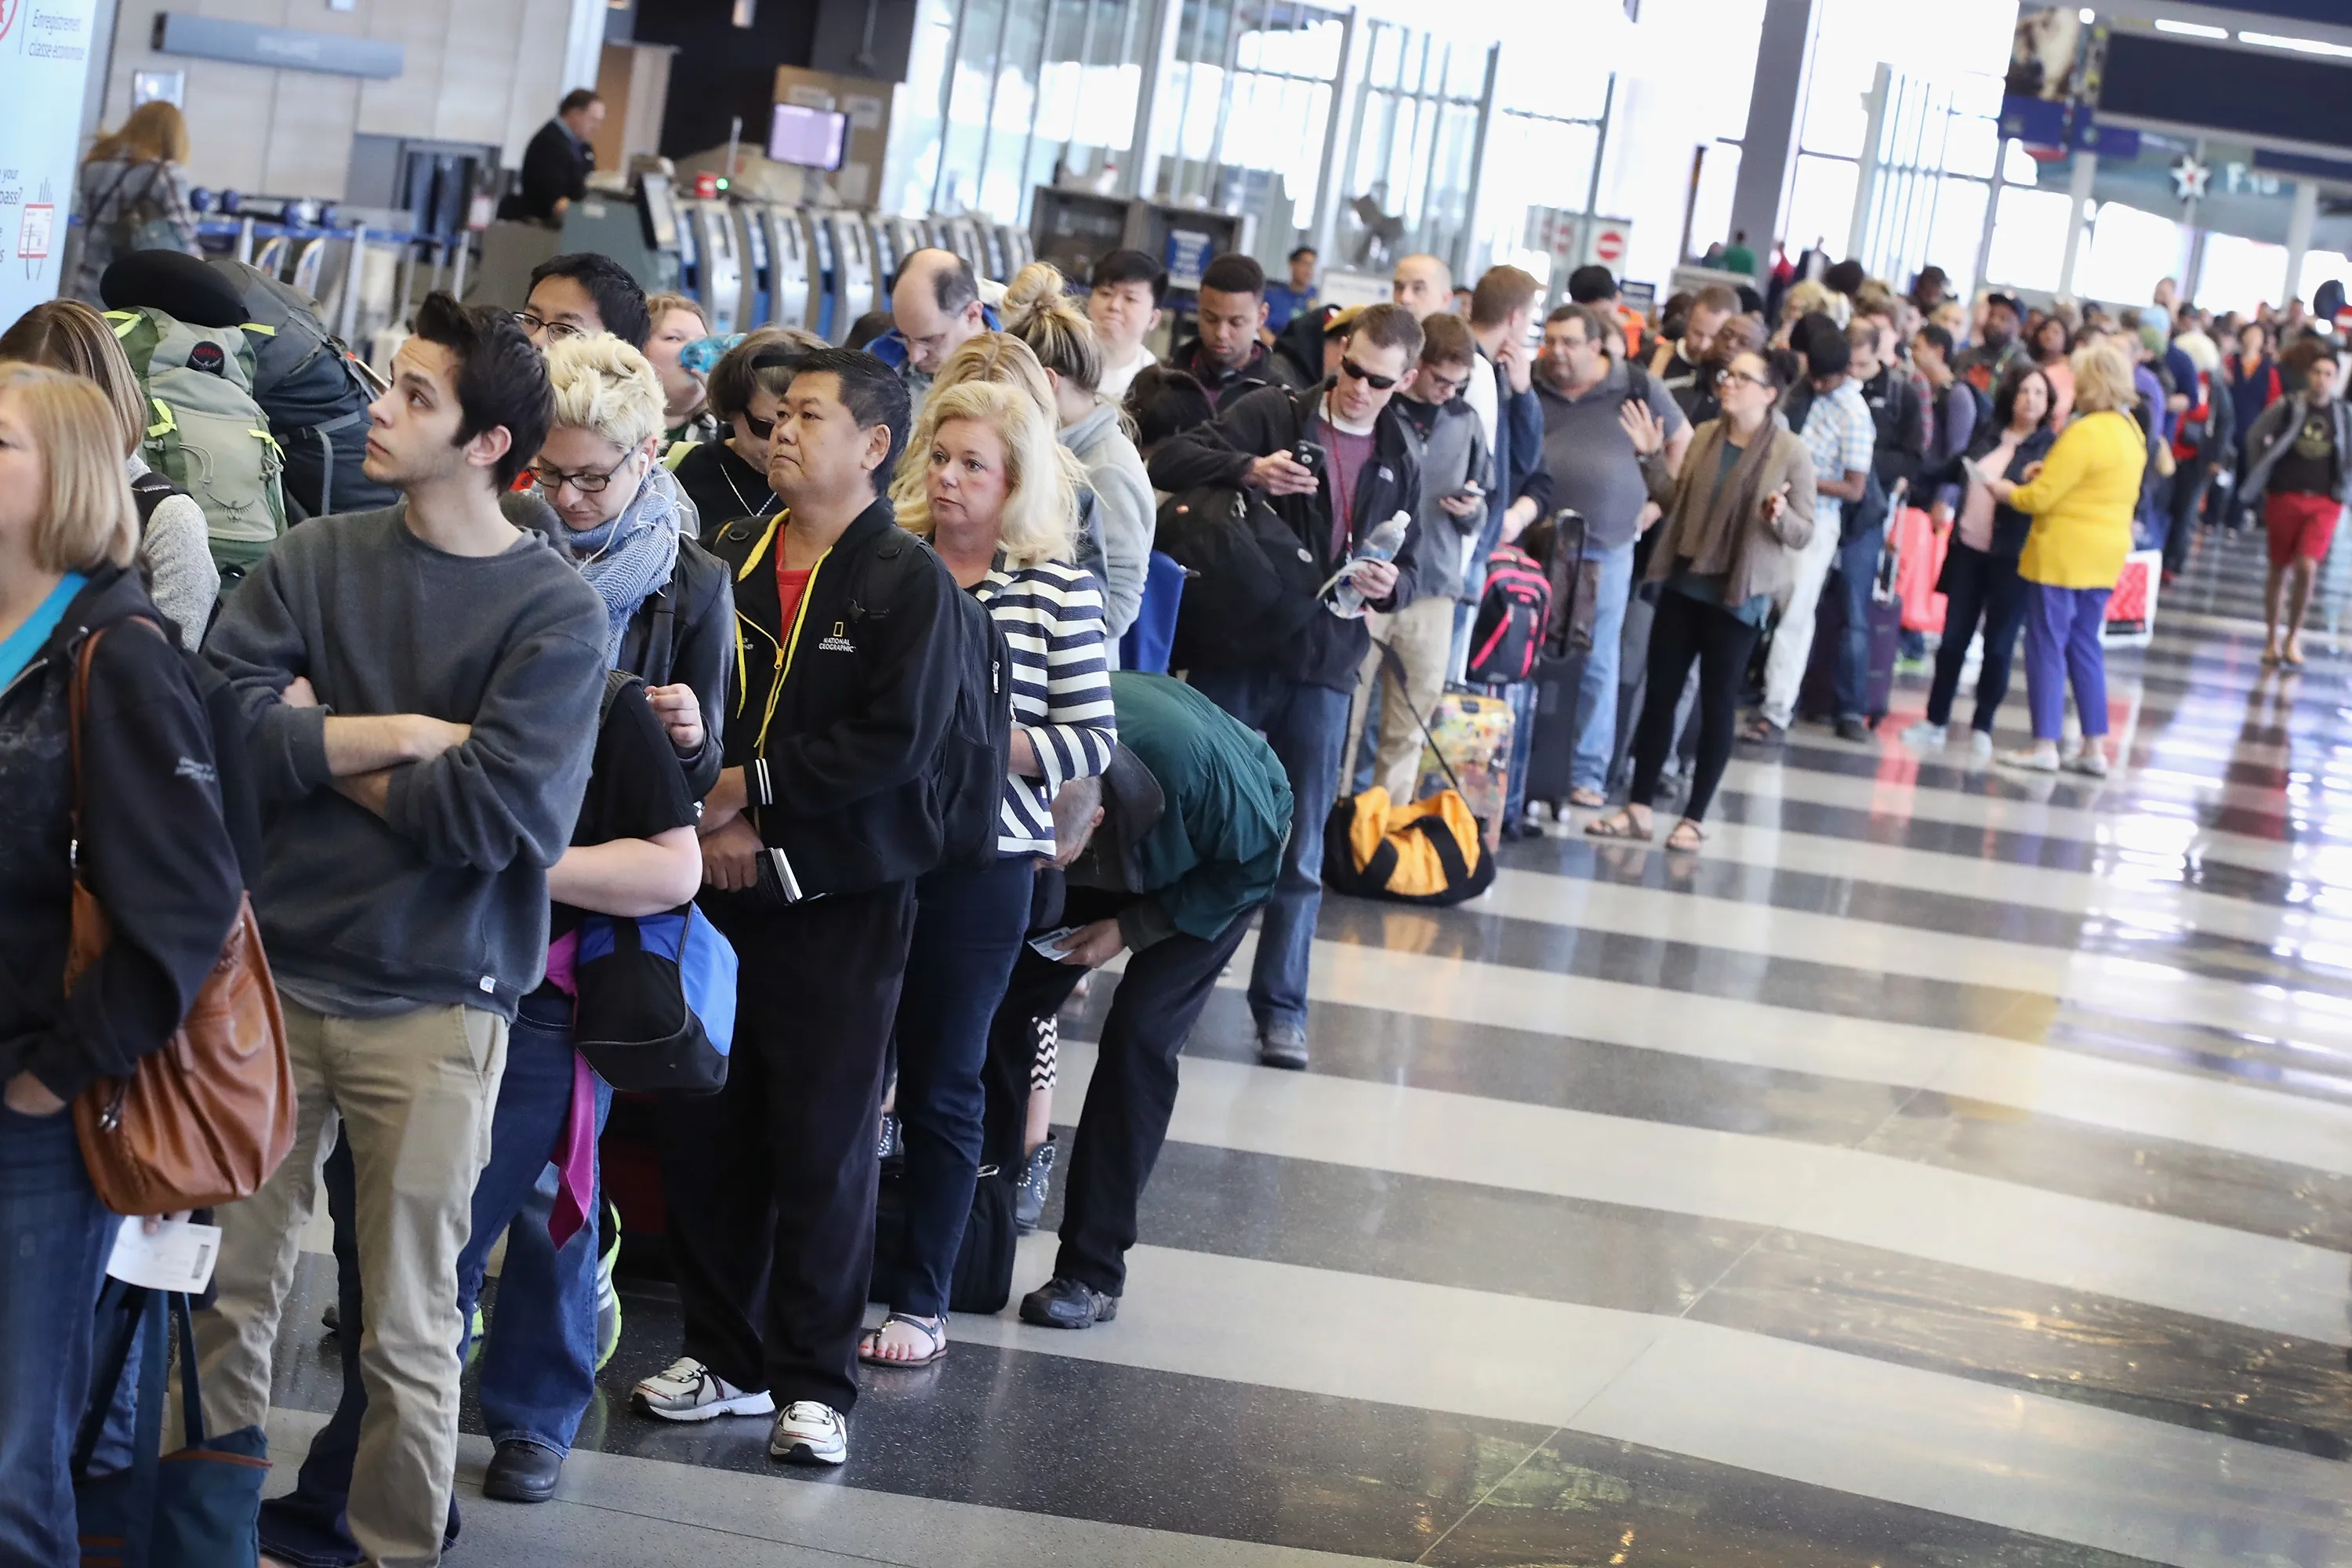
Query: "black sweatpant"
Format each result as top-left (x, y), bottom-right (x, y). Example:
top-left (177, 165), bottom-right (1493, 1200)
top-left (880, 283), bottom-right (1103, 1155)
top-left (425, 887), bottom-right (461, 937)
top-left (662, 881), bottom-right (916, 1414)
top-left (986, 886), bottom-right (1254, 1298)
top-left (1628, 587), bottom-right (1759, 823)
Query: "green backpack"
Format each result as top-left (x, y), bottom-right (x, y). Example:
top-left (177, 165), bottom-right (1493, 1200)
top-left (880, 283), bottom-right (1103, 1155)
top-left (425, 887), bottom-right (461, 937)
top-left (106, 307), bottom-right (288, 582)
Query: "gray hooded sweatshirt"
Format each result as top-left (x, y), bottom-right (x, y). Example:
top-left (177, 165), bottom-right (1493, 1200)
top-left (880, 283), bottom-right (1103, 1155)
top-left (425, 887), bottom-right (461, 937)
top-left (1062, 402), bottom-right (1156, 640)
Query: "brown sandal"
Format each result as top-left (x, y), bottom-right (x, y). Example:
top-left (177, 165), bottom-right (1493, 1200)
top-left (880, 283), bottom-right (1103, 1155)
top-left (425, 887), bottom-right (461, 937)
top-left (1584, 809), bottom-right (1653, 841)
top-left (1664, 818), bottom-right (1708, 852)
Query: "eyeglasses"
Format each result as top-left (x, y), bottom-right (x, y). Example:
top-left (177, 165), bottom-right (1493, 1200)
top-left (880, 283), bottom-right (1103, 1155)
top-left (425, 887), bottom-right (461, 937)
top-left (1340, 358), bottom-right (1399, 391)
top-left (531, 452), bottom-right (641, 495)
top-left (1420, 368), bottom-right (1470, 397)
top-left (514, 311), bottom-right (586, 343)
top-left (1715, 368), bottom-right (1773, 391)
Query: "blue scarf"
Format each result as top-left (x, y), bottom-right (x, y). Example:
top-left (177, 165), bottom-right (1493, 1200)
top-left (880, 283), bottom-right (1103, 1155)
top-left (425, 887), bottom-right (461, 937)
top-left (561, 465), bottom-right (691, 665)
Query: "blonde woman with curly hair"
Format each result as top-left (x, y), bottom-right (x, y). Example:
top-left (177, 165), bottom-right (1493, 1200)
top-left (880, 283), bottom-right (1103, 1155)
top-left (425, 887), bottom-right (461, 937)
top-left (862, 377), bottom-right (1115, 1370)
top-left (1003, 261), bottom-right (1154, 637)
top-left (1985, 337), bottom-right (2145, 776)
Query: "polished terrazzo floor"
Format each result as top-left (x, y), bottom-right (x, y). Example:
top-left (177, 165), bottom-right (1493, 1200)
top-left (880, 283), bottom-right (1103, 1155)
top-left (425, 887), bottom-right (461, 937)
top-left (260, 528), bottom-right (2352, 1566)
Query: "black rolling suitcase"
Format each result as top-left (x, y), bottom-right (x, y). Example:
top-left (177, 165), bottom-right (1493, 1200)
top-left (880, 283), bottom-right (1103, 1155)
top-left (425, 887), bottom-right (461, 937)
top-left (1520, 510), bottom-right (1592, 808)
top-left (1798, 532), bottom-right (1902, 725)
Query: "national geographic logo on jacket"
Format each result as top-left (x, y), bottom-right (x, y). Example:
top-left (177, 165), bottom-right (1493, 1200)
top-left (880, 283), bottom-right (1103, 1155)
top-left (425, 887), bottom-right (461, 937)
top-left (817, 621), bottom-right (855, 653)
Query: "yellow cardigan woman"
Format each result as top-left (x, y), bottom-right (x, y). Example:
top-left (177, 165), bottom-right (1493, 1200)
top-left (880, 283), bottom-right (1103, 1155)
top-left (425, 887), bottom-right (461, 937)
top-left (1985, 338), bottom-right (2144, 777)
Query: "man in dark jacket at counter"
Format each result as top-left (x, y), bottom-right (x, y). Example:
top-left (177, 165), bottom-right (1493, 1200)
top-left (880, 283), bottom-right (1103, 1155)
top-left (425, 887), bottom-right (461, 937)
top-left (1015, 673), bottom-right (1293, 1329)
top-left (638, 347), bottom-right (974, 1472)
top-left (519, 89), bottom-right (602, 226)
top-left (1147, 301), bottom-right (1423, 1071)
top-left (197, 295), bottom-right (608, 1568)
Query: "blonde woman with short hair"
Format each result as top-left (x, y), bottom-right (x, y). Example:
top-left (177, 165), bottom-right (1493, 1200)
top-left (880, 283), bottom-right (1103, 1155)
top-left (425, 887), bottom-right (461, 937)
top-left (71, 100), bottom-right (201, 303)
top-left (0, 362), bottom-right (245, 1566)
top-left (1004, 261), bottom-right (1155, 637)
top-left (2, 298), bottom-right (219, 644)
top-left (863, 377), bottom-right (1114, 1370)
top-left (535, 332), bottom-right (732, 794)
top-left (644, 292), bottom-right (717, 445)
top-left (1984, 337), bottom-right (2147, 776)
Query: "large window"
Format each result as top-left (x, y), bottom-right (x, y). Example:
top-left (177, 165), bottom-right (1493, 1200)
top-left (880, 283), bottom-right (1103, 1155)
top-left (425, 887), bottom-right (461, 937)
top-left (1330, 20), bottom-right (1491, 271)
top-left (2198, 232), bottom-right (2291, 315)
top-left (2076, 201), bottom-right (2187, 308)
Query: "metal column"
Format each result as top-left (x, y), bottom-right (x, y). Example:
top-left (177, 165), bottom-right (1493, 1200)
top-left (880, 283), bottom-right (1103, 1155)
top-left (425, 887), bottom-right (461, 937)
top-left (1726, 0), bottom-right (1824, 267)
top-left (1456, 42), bottom-right (1500, 279)
top-left (1308, 6), bottom-right (1362, 263)
top-left (2284, 179), bottom-right (2318, 308)
top-left (2056, 150), bottom-right (2096, 302)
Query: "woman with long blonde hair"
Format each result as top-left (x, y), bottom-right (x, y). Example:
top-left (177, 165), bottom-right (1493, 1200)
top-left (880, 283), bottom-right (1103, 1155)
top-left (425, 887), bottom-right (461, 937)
top-left (860, 377), bottom-right (1114, 1369)
top-left (70, 100), bottom-right (201, 303)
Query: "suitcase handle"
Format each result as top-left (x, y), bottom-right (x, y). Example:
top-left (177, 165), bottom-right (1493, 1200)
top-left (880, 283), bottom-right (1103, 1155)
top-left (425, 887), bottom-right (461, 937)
top-left (1374, 640), bottom-right (1470, 802)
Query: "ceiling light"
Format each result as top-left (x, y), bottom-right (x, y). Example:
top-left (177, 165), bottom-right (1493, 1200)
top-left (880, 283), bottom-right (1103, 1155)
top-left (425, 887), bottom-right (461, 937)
top-left (2237, 30), bottom-right (2352, 60)
top-left (2153, 19), bottom-right (2228, 39)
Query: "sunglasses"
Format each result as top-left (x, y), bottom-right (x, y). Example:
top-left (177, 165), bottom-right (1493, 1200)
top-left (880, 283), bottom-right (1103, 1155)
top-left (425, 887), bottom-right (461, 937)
top-left (1340, 358), bottom-right (1399, 391)
top-left (742, 411), bottom-right (778, 440)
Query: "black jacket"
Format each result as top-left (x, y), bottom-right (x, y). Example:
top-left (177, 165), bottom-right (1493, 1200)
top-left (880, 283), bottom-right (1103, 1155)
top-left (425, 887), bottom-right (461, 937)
top-left (703, 498), bottom-right (972, 900)
top-left (519, 119), bottom-right (592, 225)
top-left (1170, 337), bottom-right (1310, 409)
top-left (0, 566), bottom-right (243, 1101)
top-left (1147, 380), bottom-right (1422, 691)
top-left (616, 538), bottom-right (733, 799)
top-left (1861, 366), bottom-right (1927, 495)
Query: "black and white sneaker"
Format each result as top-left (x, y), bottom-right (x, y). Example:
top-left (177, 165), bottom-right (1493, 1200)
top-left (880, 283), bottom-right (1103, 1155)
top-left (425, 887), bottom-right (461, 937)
top-left (632, 1356), bottom-right (776, 1422)
top-left (770, 1401), bottom-right (848, 1466)
top-left (1014, 1135), bottom-right (1058, 1235)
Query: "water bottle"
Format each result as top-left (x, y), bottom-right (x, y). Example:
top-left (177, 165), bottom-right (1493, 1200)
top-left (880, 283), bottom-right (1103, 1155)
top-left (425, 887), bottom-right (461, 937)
top-left (1327, 510), bottom-right (1413, 619)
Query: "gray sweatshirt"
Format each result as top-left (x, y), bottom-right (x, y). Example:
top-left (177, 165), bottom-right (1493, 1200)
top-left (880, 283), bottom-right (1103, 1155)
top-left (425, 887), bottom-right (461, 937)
top-left (1062, 402), bottom-right (1155, 639)
top-left (205, 505), bottom-right (609, 1020)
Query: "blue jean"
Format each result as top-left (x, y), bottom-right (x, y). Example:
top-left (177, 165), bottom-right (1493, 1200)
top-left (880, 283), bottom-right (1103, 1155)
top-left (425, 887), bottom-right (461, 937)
top-left (0, 1106), bottom-right (114, 1567)
top-left (458, 991), bottom-right (612, 1457)
top-left (2023, 582), bottom-right (2111, 742)
top-left (1185, 666), bottom-right (1349, 1031)
top-left (1832, 527), bottom-right (1883, 720)
top-left (1570, 543), bottom-right (1635, 793)
top-left (1501, 677), bottom-right (1537, 822)
top-left (890, 854), bottom-right (1035, 1318)
top-left (258, 994), bottom-right (604, 1567)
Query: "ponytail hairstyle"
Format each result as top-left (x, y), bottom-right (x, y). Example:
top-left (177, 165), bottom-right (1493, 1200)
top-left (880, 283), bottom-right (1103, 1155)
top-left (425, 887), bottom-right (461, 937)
top-left (1002, 262), bottom-right (1104, 393)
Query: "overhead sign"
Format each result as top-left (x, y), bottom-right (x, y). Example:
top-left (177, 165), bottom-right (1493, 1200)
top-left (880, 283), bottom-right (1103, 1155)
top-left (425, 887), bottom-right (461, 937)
top-left (1, 0), bottom-right (99, 328)
top-left (1586, 219), bottom-right (1632, 270)
top-left (151, 13), bottom-right (404, 78)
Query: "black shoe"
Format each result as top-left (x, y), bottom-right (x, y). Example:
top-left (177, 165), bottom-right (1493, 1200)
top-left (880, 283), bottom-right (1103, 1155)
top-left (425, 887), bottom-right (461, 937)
top-left (1835, 717), bottom-right (1871, 743)
top-left (1020, 1276), bottom-right (1119, 1330)
top-left (1257, 1021), bottom-right (1308, 1070)
top-left (481, 1439), bottom-right (562, 1504)
top-left (1014, 1134), bottom-right (1058, 1235)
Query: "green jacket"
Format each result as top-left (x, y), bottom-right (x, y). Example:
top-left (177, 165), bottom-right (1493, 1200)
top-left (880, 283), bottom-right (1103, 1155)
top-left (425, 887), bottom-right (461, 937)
top-left (1103, 673), bottom-right (1290, 949)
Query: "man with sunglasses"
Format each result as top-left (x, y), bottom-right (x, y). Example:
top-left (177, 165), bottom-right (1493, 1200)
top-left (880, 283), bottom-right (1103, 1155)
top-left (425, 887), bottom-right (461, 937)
top-left (1148, 302), bottom-right (1426, 1071)
top-left (1345, 310), bottom-right (1492, 801)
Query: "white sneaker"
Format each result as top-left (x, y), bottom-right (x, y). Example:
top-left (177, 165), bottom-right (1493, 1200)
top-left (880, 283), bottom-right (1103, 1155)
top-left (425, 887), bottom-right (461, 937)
top-left (1900, 720), bottom-right (1946, 750)
top-left (770, 1401), bottom-right (848, 1466)
top-left (1998, 746), bottom-right (2060, 773)
top-left (632, 1356), bottom-right (775, 1422)
top-left (2067, 748), bottom-right (2110, 779)
top-left (1968, 729), bottom-right (1993, 759)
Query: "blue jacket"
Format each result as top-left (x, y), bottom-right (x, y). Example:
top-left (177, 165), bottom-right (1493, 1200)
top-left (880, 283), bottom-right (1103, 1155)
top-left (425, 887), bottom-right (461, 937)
top-left (1472, 351), bottom-right (1545, 584)
top-left (866, 302), bottom-right (1003, 377)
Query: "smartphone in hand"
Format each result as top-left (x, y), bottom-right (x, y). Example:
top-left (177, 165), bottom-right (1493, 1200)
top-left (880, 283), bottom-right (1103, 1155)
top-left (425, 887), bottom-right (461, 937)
top-left (1290, 441), bottom-right (1326, 477)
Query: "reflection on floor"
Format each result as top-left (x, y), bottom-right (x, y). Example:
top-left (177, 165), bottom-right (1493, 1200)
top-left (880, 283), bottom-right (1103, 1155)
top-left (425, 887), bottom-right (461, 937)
top-left (262, 533), bottom-right (2352, 1566)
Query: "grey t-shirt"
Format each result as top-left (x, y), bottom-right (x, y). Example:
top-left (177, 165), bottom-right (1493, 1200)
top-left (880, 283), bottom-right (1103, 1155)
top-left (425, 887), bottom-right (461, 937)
top-left (1534, 363), bottom-right (1687, 553)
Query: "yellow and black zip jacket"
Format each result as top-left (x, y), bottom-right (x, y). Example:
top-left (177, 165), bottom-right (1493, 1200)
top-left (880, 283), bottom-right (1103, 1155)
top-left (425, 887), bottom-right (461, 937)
top-left (703, 497), bottom-right (969, 902)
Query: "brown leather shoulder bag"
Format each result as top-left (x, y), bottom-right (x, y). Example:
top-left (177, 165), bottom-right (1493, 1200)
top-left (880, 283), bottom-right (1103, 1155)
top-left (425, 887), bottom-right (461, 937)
top-left (63, 620), bottom-right (296, 1214)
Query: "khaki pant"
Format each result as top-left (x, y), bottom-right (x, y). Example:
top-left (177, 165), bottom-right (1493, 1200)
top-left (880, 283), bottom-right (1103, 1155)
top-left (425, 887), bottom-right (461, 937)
top-left (193, 1000), bottom-right (507, 1568)
top-left (1345, 595), bottom-right (1457, 803)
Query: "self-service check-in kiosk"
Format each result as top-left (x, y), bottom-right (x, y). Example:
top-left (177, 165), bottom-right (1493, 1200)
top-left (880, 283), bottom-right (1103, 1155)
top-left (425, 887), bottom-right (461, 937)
top-left (812, 211), bottom-right (877, 345)
top-left (938, 216), bottom-right (989, 281)
top-left (993, 223), bottom-right (1033, 278)
top-left (678, 198), bottom-right (744, 334)
top-left (763, 206), bottom-right (818, 335)
top-left (733, 204), bottom-right (771, 328)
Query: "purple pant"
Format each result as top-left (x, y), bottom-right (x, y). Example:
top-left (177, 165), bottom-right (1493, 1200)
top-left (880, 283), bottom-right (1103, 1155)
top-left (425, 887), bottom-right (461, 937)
top-left (2023, 581), bottom-right (2110, 742)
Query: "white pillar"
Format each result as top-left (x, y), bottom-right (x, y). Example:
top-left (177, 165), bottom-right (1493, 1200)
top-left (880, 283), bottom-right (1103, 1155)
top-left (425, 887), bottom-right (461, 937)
top-left (2056, 150), bottom-right (2096, 303)
top-left (1726, 0), bottom-right (1824, 270)
top-left (2283, 179), bottom-right (2318, 308)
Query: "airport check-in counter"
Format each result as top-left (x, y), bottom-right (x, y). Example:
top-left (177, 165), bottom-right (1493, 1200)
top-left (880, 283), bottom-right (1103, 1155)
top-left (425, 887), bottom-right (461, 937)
top-left (764, 206), bottom-right (819, 335)
top-left (993, 223), bottom-right (1033, 278)
top-left (938, 216), bottom-right (989, 282)
top-left (812, 211), bottom-right (877, 344)
top-left (678, 198), bottom-right (745, 334)
top-left (733, 205), bottom-right (772, 330)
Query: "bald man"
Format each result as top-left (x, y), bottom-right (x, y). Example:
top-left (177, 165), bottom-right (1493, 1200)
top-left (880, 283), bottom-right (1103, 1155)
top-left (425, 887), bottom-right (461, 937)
top-left (1392, 255), bottom-right (1454, 322)
top-left (874, 247), bottom-right (997, 412)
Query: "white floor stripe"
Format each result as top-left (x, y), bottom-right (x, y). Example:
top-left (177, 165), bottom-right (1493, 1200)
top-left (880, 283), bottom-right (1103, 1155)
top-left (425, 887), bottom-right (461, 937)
top-left (1054, 1044), bottom-right (2352, 1345)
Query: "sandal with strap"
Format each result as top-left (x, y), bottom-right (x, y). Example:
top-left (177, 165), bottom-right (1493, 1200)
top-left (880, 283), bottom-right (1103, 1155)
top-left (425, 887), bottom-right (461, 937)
top-left (858, 1312), bottom-right (948, 1368)
top-left (1584, 809), bottom-right (1653, 842)
top-left (1738, 716), bottom-right (1785, 745)
top-left (1664, 818), bottom-right (1708, 852)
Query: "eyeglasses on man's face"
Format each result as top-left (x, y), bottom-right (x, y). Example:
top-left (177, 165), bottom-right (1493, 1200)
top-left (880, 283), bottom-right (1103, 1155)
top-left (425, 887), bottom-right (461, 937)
top-left (514, 311), bottom-right (586, 343)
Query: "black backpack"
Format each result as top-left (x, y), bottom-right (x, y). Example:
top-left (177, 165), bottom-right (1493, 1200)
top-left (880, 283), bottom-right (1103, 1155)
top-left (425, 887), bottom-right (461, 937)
top-left (925, 546), bottom-right (1016, 869)
top-left (1153, 483), bottom-right (1321, 670)
top-left (1464, 542), bottom-right (1550, 685)
top-left (209, 259), bottom-right (397, 521)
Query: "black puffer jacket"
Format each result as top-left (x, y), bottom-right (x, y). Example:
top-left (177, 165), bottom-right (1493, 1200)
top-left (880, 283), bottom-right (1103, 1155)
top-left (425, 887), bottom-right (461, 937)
top-left (0, 565), bottom-right (243, 1101)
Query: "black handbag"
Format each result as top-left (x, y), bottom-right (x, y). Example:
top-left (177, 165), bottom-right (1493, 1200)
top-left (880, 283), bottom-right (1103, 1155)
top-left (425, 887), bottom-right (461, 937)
top-left (868, 1157), bottom-right (1019, 1315)
top-left (570, 908), bottom-right (738, 1094)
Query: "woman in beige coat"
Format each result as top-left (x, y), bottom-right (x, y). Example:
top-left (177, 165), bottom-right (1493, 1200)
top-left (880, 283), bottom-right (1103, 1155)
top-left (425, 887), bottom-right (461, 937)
top-left (1589, 347), bottom-right (1817, 851)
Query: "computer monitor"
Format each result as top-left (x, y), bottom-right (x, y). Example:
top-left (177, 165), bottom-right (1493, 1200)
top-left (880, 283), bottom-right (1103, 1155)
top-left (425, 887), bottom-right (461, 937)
top-left (768, 105), bottom-right (848, 171)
